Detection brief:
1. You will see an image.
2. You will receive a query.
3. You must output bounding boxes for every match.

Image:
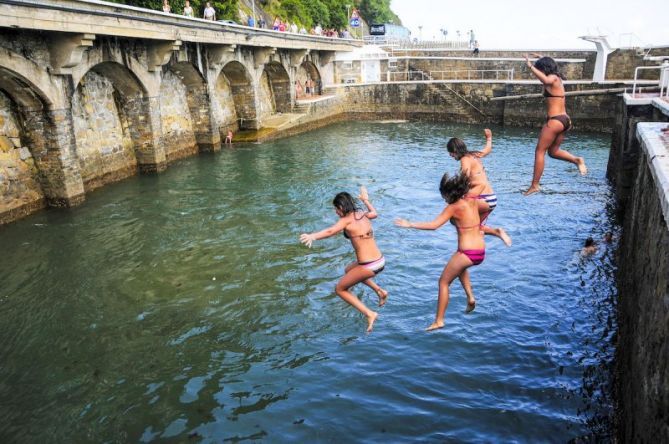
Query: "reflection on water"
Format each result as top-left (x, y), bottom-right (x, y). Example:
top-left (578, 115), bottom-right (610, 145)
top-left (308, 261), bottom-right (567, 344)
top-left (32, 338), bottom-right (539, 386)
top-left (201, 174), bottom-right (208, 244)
top-left (0, 121), bottom-right (616, 442)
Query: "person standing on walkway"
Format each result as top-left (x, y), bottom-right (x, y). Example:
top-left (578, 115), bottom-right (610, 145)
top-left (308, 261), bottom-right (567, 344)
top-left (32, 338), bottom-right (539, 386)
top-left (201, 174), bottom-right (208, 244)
top-left (203, 2), bottom-right (216, 20)
top-left (469, 30), bottom-right (475, 49)
top-left (523, 54), bottom-right (587, 195)
top-left (183, 0), bottom-right (193, 17)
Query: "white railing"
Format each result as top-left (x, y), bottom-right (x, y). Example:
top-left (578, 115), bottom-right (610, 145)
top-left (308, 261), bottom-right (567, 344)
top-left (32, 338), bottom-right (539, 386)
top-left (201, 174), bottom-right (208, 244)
top-left (630, 64), bottom-right (667, 96)
top-left (364, 36), bottom-right (469, 50)
top-left (386, 71), bottom-right (429, 82)
top-left (386, 69), bottom-right (514, 82)
top-left (429, 69), bottom-right (514, 80)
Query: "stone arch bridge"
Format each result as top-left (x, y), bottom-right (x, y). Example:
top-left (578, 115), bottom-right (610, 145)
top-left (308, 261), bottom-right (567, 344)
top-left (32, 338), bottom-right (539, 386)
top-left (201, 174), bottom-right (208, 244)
top-left (0, 0), bottom-right (359, 224)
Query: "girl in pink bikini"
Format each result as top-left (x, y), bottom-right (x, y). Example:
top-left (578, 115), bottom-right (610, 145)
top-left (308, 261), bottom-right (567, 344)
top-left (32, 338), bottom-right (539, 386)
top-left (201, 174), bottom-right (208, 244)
top-left (300, 186), bottom-right (387, 333)
top-left (395, 172), bottom-right (484, 331)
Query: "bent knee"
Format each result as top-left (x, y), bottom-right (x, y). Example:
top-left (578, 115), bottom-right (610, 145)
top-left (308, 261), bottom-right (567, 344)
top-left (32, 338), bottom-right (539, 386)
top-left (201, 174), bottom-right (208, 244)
top-left (335, 284), bottom-right (347, 295)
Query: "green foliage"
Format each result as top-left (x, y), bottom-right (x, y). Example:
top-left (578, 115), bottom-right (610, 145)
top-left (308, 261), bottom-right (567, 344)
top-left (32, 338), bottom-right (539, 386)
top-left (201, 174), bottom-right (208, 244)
top-left (107, 0), bottom-right (398, 28)
top-left (108, 0), bottom-right (239, 22)
top-left (358, 0), bottom-right (401, 25)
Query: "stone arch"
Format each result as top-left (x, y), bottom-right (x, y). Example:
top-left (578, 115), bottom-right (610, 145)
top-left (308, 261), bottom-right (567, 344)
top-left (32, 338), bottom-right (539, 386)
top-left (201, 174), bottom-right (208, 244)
top-left (258, 61), bottom-right (291, 121)
top-left (71, 46), bottom-right (159, 98)
top-left (217, 61), bottom-right (256, 131)
top-left (159, 62), bottom-right (204, 161)
top-left (71, 61), bottom-right (161, 190)
top-left (297, 61), bottom-right (322, 97)
top-left (0, 47), bottom-right (64, 110)
top-left (0, 60), bottom-right (85, 223)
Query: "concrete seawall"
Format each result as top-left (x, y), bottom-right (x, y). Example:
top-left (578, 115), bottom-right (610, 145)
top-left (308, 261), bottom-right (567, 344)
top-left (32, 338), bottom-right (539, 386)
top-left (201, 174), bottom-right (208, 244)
top-left (607, 97), bottom-right (669, 441)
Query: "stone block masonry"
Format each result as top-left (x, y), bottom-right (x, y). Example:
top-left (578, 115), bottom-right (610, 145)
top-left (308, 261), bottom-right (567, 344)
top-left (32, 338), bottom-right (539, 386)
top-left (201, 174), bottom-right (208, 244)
top-left (610, 122), bottom-right (669, 442)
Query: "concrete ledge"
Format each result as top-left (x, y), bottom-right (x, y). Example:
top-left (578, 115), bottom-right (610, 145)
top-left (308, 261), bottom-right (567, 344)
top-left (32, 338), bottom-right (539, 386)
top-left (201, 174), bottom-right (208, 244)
top-left (652, 97), bottom-right (669, 117)
top-left (0, 0), bottom-right (361, 51)
top-left (637, 122), bottom-right (669, 228)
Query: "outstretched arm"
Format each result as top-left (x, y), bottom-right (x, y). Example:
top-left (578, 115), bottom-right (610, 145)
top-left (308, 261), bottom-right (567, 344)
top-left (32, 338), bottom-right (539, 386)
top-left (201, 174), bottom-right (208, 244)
top-left (475, 128), bottom-right (493, 158)
top-left (300, 218), bottom-right (348, 248)
top-left (358, 186), bottom-right (378, 219)
top-left (395, 205), bottom-right (454, 230)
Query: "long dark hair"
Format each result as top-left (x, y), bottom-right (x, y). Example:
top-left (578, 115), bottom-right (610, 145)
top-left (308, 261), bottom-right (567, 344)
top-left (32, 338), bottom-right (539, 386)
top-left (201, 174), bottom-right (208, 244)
top-left (446, 137), bottom-right (472, 160)
top-left (333, 192), bottom-right (359, 215)
top-left (440, 172), bottom-right (471, 204)
top-left (534, 56), bottom-right (565, 80)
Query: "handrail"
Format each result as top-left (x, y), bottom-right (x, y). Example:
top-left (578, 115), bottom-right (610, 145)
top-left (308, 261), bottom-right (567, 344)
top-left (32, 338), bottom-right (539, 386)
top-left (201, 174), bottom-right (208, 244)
top-left (631, 65), bottom-right (663, 96)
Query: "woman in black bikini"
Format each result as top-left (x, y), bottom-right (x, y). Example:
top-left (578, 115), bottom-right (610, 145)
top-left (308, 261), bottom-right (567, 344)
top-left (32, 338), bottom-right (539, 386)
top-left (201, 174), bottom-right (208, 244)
top-left (300, 186), bottom-right (387, 332)
top-left (524, 55), bottom-right (587, 196)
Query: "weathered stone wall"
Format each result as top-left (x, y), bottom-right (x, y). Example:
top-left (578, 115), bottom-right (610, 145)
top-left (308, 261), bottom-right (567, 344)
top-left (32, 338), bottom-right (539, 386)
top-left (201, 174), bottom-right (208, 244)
top-left (336, 82), bottom-right (626, 132)
top-left (71, 71), bottom-right (137, 191)
top-left (159, 70), bottom-right (197, 162)
top-left (396, 58), bottom-right (584, 81)
top-left (611, 123), bottom-right (669, 442)
top-left (257, 70), bottom-right (276, 121)
top-left (0, 92), bottom-right (45, 221)
top-left (607, 99), bottom-right (669, 205)
top-left (213, 74), bottom-right (239, 136)
top-left (606, 47), bottom-right (669, 80)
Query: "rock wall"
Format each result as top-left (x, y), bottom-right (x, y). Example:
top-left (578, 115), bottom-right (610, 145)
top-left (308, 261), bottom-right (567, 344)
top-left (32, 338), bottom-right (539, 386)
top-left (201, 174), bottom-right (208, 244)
top-left (213, 74), bottom-right (238, 136)
top-left (606, 47), bottom-right (669, 80)
top-left (0, 92), bottom-right (45, 221)
top-left (607, 99), bottom-right (669, 205)
top-left (612, 123), bottom-right (669, 442)
top-left (71, 71), bottom-right (137, 191)
top-left (159, 70), bottom-right (197, 162)
top-left (257, 71), bottom-right (275, 122)
top-left (336, 82), bottom-right (625, 132)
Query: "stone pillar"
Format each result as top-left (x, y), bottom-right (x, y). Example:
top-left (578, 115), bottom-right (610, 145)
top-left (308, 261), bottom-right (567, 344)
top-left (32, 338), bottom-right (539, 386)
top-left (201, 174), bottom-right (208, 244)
top-left (21, 108), bottom-right (85, 207)
top-left (122, 96), bottom-right (166, 173)
top-left (187, 83), bottom-right (221, 153)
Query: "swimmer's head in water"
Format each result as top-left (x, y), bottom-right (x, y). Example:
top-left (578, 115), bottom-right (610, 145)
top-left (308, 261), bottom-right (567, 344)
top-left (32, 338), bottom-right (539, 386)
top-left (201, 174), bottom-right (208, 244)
top-left (584, 237), bottom-right (595, 247)
top-left (534, 56), bottom-right (565, 80)
top-left (440, 172), bottom-right (471, 204)
top-left (446, 137), bottom-right (469, 160)
top-left (333, 192), bottom-right (359, 216)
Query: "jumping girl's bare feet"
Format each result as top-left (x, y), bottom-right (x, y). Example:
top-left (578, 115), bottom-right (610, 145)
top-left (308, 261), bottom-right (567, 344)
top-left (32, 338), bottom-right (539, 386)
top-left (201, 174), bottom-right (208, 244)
top-left (465, 300), bottom-right (476, 314)
top-left (376, 288), bottom-right (389, 307)
top-left (366, 311), bottom-right (378, 332)
top-left (426, 321), bottom-right (444, 331)
top-left (523, 185), bottom-right (541, 196)
top-left (498, 228), bottom-right (512, 247)
top-left (576, 157), bottom-right (587, 175)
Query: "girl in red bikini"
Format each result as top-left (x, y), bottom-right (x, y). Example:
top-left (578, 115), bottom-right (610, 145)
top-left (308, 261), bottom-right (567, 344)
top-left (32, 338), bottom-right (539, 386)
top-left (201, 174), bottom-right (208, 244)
top-left (300, 186), bottom-right (387, 332)
top-left (524, 55), bottom-right (587, 196)
top-left (395, 172), bottom-right (484, 331)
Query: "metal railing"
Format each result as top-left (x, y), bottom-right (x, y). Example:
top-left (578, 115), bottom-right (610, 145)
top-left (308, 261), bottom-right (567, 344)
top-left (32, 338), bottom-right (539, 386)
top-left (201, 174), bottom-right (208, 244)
top-left (386, 69), bottom-right (514, 82)
top-left (630, 64), bottom-right (669, 96)
top-left (429, 69), bottom-right (514, 80)
top-left (364, 36), bottom-right (469, 50)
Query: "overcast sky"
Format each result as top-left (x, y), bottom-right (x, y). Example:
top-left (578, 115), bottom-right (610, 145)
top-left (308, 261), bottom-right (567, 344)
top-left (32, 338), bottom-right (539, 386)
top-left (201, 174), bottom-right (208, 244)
top-left (391, 0), bottom-right (669, 49)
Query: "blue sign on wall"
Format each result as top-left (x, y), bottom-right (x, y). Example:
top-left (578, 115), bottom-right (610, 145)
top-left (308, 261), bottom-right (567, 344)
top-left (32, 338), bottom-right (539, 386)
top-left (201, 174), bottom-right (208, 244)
top-left (350, 17), bottom-right (360, 28)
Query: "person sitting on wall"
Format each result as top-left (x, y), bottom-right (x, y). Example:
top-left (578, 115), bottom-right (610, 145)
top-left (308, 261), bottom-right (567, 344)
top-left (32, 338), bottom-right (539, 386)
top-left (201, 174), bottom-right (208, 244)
top-left (203, 2), bottom-right (215, 20)
top-left (473, 40), bottom-right (480, 55)
top-left (225, 130), bottom-right (233, 145)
